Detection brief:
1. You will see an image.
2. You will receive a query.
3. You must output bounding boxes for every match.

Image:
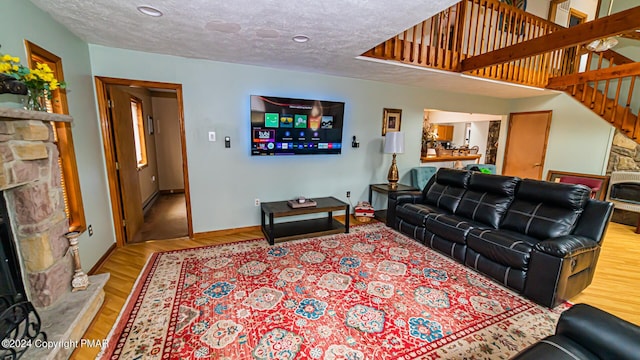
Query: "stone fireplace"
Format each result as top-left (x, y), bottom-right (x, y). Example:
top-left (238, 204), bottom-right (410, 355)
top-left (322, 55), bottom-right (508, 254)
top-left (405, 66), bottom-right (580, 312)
top-left (1, 107), bottom-right (108, 359)
top-left (0, 109), bottom-right (73, 308)
top-left (607, 130), bottom-right (640, 228)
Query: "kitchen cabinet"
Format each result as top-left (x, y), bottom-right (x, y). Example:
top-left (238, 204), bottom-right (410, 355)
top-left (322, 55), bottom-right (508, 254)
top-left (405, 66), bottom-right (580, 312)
top-left (433, 125), bottom-right (454, 141)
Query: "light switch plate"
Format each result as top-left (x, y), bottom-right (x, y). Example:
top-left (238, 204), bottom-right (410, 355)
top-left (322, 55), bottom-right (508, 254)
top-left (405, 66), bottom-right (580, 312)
top-left (208, 131), bottom-right (216, 142)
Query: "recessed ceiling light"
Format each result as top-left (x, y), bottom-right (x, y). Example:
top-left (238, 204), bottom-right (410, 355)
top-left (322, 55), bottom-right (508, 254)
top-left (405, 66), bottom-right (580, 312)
top-left (137, 5), bottom-right (163, 17)
top-left (292, 35), bottom-right (310, 43)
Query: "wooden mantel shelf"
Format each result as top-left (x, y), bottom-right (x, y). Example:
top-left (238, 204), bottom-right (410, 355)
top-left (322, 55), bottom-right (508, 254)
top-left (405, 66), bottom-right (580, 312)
top-left (0, 107), bottom-right (72, 123)
top-left (421, 154), bottom-right (481, 163)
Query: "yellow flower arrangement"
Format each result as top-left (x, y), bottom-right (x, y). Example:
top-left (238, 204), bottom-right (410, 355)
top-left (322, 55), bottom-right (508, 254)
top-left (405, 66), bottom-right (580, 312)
top-left (1, 54), bottom-right (65, 94)
top-left (1, 52), bottom-right (66, 110)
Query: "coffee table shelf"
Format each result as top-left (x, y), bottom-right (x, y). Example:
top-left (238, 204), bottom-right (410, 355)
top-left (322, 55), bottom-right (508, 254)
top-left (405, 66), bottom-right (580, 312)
top-left (261, 197), bottom-right (349, 245)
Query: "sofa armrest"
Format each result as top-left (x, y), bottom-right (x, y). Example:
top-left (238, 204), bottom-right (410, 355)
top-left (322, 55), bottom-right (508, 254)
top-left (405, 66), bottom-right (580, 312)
top-left (386, 191), bottom-right (423, 228)
top-left (388, 191), bottom-right (423, 203)
top-left (557, 303), bottom-right (640, 360)
top-left (525, 237), bottom-right (601, 308)
top-left (534, 235), bottom-right (599, 258)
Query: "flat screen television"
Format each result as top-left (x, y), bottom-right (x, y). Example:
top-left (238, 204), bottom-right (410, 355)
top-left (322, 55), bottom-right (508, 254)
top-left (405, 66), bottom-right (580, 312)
top-left (250, 95), bottom-right (345, 156)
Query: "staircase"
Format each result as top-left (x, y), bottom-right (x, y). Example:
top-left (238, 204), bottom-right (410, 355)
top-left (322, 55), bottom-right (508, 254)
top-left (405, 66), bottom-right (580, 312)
top-left (546, 50), bottom-right (640, 141)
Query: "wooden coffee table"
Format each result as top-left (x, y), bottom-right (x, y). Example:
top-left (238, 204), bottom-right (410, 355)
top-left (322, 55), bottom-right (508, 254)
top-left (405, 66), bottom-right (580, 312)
top-left (261, 197), bottom-right (349, 245)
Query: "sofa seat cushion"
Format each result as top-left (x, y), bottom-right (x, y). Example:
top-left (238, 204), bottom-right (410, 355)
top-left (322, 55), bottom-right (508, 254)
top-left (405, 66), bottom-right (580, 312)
top-left (425, 214), bottom-right (489, 245)
top-left (467, 228), bottom-right (539, 270)
top-left (396, 203), bottom-right (445, 227)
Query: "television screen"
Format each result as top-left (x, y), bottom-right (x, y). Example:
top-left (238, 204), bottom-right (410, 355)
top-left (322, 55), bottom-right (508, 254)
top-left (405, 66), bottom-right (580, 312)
top-left (250, 95), bottom-right (345, 156)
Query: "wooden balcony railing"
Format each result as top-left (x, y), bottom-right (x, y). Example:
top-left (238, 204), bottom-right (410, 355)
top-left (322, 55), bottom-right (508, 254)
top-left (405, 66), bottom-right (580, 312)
top-left (362, 0), bottom-right (581, 87)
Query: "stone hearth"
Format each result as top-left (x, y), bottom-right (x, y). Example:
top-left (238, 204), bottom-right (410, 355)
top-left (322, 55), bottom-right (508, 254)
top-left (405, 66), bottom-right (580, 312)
top-left (1, 107), bottom-right (107, 359)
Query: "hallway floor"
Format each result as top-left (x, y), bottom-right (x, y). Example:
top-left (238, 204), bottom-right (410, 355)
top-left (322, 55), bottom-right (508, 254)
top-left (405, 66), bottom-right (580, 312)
top-left (139, 193), bottom-right (188, 242)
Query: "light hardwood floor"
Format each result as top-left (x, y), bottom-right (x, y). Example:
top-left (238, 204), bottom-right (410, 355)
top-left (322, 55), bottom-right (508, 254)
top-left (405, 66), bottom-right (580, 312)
top-left (72, 218), bottom-right (640, 359)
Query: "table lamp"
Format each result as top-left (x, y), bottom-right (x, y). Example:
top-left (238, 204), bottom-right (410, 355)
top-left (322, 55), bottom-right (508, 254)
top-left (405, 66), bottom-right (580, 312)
top-left (384, 131), bottom-right (405, 189)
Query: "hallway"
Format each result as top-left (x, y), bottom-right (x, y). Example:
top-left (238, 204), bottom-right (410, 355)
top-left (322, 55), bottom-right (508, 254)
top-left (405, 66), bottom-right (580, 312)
top-left (138, 193), bottom-right (188, 242)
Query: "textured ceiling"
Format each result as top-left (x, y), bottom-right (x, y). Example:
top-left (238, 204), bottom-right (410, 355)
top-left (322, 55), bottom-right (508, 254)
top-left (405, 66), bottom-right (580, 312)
top-left (29, 0), bottom-right (555, 99)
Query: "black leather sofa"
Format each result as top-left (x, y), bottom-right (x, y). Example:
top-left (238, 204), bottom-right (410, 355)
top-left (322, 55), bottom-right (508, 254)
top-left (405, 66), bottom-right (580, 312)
top-left (512, 303), bottom-right (640, 360)
top-left (387, 168), bottom-right (614, 308)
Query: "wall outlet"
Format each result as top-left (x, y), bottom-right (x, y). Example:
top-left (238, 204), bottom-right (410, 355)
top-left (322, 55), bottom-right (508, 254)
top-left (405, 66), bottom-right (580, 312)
top-left (346, 191), bottom-right (351, 198)
top-left (88, 224), bottom-right (93, 236)
top-left (255, 198), bottom-right (260, 206)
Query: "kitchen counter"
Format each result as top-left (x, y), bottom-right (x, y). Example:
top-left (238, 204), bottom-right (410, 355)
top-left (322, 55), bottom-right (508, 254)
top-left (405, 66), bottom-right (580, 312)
top-left (420, 154), bottom-right (482, 163)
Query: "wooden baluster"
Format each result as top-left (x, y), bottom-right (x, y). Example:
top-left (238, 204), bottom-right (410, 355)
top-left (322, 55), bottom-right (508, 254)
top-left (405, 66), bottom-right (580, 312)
top-left (524, 18), bottom-right (533, 84)
top-left (585, 51), bottom-right (593, 72)
top-left (471, 0), bottom-right (481, 57)
top-left (486, 2), bottom-right (496, 77)
top-left (383, 39), bottom-right (391, 59)
top-left (581, 80), bottom-right (589, 103)
top-left (434, 12), bottom-right (443, 67)
top-left (429, 14), bottom-right (437, 66)
top-left (590, 53), bottom-right (604, 108)
top-left (612, 78), bottom-right (623, 125)
top-left (444, 7), bottom-right (454, 69)
top-left (465, 0), bottom-right (474, 58)
top-left (600, 56), bottom-right (614, 116)
top-left (491, 4), bottom-right (502, 77)
top-left (498, 5), bottom-right (507, 79)
top-left (537, 20), bottom-right (547, 84)
top-left (623, 76), bottom-right (636, 133)
top-left (512, 12), bottom-right (521, 82)
top-left (479, 0), bottom-right (488, 54)
top-left (452, 2), bottom-right (465, 68)
top-left (420, 20), bottom-right (428, 65)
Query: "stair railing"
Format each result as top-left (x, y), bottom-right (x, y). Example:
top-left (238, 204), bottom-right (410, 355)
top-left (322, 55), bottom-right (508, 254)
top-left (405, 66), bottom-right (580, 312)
top-left (548, 49), bottom-right (640, 139)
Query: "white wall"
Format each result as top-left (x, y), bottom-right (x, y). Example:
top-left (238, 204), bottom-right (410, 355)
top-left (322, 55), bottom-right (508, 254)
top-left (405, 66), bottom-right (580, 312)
top-left (151, 95), bottom-right (184, 191)
top-left (526, 0), bottom-right (550, 20)
top-left (88, 45), bottom-right (511, 233)
top-left (0, 0), bottom-right (115, 269)
top-left (509, 93), bottom-right (615, 177)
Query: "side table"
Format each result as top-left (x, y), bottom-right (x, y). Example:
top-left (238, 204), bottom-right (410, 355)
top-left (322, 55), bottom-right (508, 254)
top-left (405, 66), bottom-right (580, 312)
top-left (368, 183), bottom-right (418, 222)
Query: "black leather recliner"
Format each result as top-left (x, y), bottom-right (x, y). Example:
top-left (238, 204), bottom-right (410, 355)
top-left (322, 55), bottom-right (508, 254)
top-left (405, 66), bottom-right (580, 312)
top-left (387, 169), bottom-right (614, 308)
top-left (512, 303), bottom-right (640, 360)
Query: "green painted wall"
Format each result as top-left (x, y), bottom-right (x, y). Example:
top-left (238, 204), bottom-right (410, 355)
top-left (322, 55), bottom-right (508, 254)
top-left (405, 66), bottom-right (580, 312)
top-left (1, 0), bottom-right (115, 269)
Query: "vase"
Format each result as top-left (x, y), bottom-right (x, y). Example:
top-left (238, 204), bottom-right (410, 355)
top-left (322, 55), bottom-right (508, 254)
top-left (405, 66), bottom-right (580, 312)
top-left (24, 88), bottom-right (47, 111)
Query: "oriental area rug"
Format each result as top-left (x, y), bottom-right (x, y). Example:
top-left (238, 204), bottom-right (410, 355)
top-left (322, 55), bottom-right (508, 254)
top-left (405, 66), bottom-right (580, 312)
top-left (100, 224), bottom-right (569, 359)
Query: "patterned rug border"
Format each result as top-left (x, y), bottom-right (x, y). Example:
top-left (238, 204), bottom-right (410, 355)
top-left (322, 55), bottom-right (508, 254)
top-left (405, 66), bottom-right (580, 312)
top-left (100, 223), bottom-right (567, 359)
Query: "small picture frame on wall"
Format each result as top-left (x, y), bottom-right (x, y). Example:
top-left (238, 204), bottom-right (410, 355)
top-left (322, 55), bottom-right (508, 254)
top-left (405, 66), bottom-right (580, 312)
top-left (382, 108), bottom-right (402, 136)
top-left (147, 115), bottom-right (154, 135)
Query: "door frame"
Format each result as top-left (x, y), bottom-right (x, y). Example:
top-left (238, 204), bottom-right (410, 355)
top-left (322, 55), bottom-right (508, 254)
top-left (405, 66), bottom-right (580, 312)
top-left (502, 110), bottom-right (552, 180)
top-left (95, 76), bottom-right (193, 247)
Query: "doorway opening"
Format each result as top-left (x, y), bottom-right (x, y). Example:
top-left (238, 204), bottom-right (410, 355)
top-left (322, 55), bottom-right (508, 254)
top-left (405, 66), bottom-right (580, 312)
top-left (95, 77), bottom-right (192, 246)
top-left (422, 109), bottom-right (507, 172)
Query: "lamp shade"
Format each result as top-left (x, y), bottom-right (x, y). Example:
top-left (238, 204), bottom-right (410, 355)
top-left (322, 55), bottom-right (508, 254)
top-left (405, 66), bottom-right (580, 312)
top-left (384, 131), bottom-right (405, 154)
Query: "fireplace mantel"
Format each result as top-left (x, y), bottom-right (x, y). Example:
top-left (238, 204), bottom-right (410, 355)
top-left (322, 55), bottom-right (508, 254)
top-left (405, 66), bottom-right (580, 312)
top-left (0, 107), bottom-right (72, 123)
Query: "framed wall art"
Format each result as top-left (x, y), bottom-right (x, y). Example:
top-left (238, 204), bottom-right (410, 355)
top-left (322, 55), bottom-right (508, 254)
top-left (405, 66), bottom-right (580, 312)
top-left (382, 108), bottom-right (402, 136)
